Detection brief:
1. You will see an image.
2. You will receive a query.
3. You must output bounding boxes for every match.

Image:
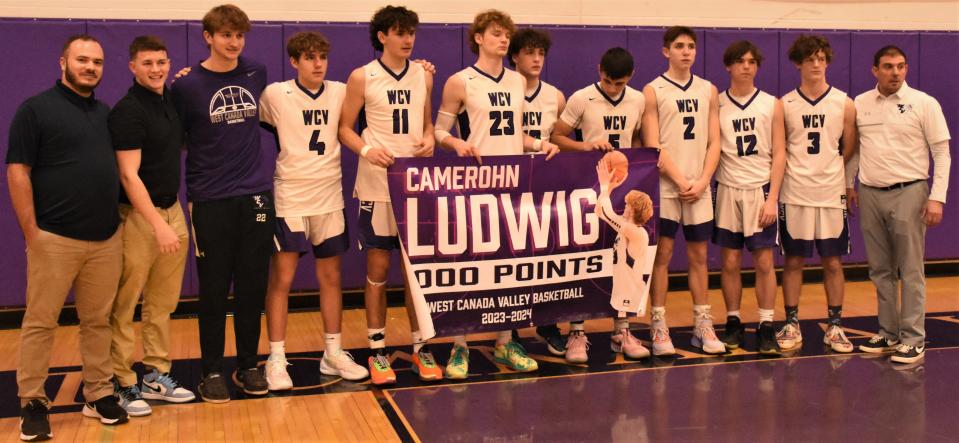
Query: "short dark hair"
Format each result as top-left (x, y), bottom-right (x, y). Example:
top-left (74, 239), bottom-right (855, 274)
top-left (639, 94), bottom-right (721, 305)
top-left (788, 34), bottom-right (833, 64)
top-left (202, 4), bottom-right (251, 35)
top-left (663, 26), bottom-right (696, 47)
top-left (62, 34), bottom-right (100, 57)
top-left (873, 45), bottom-right (907, 67)
top-left (599, 47), bottom-right (634, 79)
top-left (287, 32), bottom-right (330, 60)
top-left (468, 9), bottom-right (515, 54)
top-left (369, 5), bottom-right (419, 52)
top-left (723, 40), bottom-right (764, 67)
top-left (507, 28), bottom-right (552, 66)
top-left (128, 35), bottom-right (167, 60)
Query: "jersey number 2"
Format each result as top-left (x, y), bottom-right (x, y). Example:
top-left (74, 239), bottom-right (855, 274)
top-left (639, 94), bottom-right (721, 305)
top-left (309, 129), bottom-right (326, 155)
top-left (489, 111), bottom-right (515, 136)
top-left (682, 116), bottom-right (695, 140)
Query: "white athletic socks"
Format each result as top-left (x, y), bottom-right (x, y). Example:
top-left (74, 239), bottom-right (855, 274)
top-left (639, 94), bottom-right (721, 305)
top-left (496, 331), bottom-right (512, 346)
top-left (727, 310), bottom-right (741, 319)
top-left (411, 331), bottom-right (427, 353)
top-left (453, 335), bottom-right (468, 348)
top-left (758, 309), bottom-right (775, 324)
top-left (368, 327), bottom-right (386, 349)
top-left (693, 304), bottom-right (711, 319)
top-left (651, 306), bottom-right (666, 320)
top-left (615, 318), bottom-right (630, 331)
top-left (325, 333), bottom-right (342, 356)
top-left (269, 341), bottom-right (286, 360)
top-left (570, 321), bottom-right (586, 332)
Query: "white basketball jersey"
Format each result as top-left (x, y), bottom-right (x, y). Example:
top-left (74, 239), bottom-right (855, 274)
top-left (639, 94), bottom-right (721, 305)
top-left (648, 74), bottom-right (713, 198)
top-left (522, 80), bottom-right (561, 141)
top-left (560, 83), bottom-right (645, 149)
top-left (354, 60), bottom-right (428, 202)
top-left (455, 66), bottom-right (525, 156)
top-left (781, 86), bottom-right (847, 209)
top-left (716, 89), bottom-right (776, 189)
top-left (259, 79), bottom-right (345, 217)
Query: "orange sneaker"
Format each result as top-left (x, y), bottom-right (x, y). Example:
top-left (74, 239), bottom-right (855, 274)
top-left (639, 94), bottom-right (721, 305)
top-left (411, 346), bottom-right (444, 382)
top-left (367, 351), bottom-right (396, 385)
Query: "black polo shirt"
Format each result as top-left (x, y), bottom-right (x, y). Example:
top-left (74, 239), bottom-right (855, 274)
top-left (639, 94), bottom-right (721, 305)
top-left (108, 80), bottom-right (183, 208)
top-left (5, 80), bottom-right (119, 241)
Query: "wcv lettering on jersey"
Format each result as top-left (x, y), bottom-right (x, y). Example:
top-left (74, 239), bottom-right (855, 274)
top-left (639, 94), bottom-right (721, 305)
top-left (387, 150), bottom-right (660, 338)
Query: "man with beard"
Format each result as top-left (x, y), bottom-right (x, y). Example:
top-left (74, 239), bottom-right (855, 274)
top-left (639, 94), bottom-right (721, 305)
top-left (7, 34), bottom-right (129, 440)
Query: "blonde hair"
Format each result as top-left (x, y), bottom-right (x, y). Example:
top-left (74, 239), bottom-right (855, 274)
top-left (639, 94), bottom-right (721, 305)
top-left (625, 191), bottom-right (653, 225)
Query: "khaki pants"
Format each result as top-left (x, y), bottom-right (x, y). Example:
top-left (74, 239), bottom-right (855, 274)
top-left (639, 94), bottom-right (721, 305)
top-left (18, 228), bottom-right (122, 404)
top-left (110, 203), bottom-right (188, 387)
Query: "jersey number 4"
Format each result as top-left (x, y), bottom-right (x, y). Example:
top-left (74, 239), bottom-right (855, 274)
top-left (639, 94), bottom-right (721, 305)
top-left (489, 110), bottom-right (515, 136)
top-left (309, 129), bottom-right (326, 155)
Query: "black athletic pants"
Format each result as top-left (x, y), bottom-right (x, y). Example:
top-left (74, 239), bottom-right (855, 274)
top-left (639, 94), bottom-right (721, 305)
top-left (191, 192), bottom-right (275, 375)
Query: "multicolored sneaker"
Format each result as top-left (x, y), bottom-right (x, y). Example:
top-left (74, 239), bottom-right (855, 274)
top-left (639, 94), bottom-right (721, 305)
top-left (823, 325), bottom-right (854, 353)
top-left (650, 315), bottom-right (676, 356)
top-left (115, 383), bottom-right (152, 417)
top-left (692, 314), bottom-right (727, 354)
top-left (367, 351), bottom-right (397, 385)
top-left (776, 322), bottom-right (803, 351)
top-left (565, 331), bottom-right (589, 363)
top-left (445, 345), bottom-right (470, 380)
top-left (265, 357), bottom-right (293, 390)
top-left (411, 346), bottom-right (443, 381)
top-left (494, 341), bottom-right (538, 372)
top-left (140, 369), bottom-right (195, 403)
top-left (611, 328), bottom-right (650, 359)
top-left (321, 351), bottom-right (369, 381)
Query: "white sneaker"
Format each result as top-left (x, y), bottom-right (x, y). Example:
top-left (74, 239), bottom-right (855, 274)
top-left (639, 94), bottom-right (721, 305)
top-left (320, 351), bottom-right (370, 381)
top-left (650, 315), bottom-right (676, 356)
top-left (776, 322), bottom-right (803, 351)
top-left (691, 314), bottom-right (726, 354)
top-left (265, 357), bottom-right (293, 391)
top-left (823, 325), bottom-right (854, 353)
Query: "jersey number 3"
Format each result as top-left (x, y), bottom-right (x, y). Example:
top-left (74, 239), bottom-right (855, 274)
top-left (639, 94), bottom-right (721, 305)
top-left (489, 110), bottom-right (515, 136)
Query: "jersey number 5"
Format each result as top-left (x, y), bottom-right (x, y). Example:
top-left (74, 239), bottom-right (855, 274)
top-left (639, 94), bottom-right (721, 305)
top-left (489, 110), bottom-right (515, 136)
top-left (309, 129), bottom-right (326, 155)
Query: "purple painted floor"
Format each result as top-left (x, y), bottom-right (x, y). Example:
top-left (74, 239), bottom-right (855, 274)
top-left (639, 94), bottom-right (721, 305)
top-left (388, 348), bottom-right (959, 442)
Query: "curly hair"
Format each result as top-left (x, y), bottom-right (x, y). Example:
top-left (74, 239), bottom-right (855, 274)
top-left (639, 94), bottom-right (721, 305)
top-left (625, 191), bottom-right (653, 225)
top-left (468, 9), bottom-right (515, 54)
top-left (788, 34), bottom-right (833, 64)
top-left (368, 5), bottom-right (418, 52)
top-left (507, 28), bottom-right (551, 66)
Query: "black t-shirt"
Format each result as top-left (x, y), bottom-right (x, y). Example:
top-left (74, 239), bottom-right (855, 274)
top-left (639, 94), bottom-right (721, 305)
top-left (109, 81), bottom-right (183, 207)
top-left (5, 81), bottom-right (119, 241)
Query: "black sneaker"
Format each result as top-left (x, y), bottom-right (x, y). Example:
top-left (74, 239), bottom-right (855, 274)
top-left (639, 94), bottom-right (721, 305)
top-left (536, 324), bottom-right (566, 356)
top-left (756, 321), bottom-right (782, 356)
top-left (81, 395), bottom-right (129, 425)
top-left (890, 344), bottom-right (925, 364)
top-left (19, 399), bottom-right (51, 441)
top-left (198, 373), bottom-right (231, 403)
top-left (721, 316), bottom-right (744, 350)
top-left (233, 367), bottom-right (269, 396)
top-left (859, 335), bottom-right (900, 353)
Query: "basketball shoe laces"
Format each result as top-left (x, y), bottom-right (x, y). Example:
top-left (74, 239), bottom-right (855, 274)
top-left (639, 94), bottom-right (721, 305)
top-left (695, 313), bottom-right (719, 341)
top-left (156, 373), bottom-right (185, 390)
top-left (827, 326), bottom-right (851, 346)
top-left (267, 357), bottom-right (289, 376)
top-left (417, 348), bottom-right (438, 367)
top-left (372, 354), bottom-right (391, 371)
top-left (651, 317), bottom-right (671, 344)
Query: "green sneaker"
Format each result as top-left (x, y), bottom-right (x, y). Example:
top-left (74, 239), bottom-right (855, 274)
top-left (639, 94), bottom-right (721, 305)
top-left (494, 341), bottom-right (538, 372)
top-left (445, 345), bottom-right (470, 379)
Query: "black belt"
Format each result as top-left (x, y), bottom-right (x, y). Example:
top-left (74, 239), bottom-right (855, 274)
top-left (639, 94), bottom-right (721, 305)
top-left (866, 179), bottom-right (924, 192)
top-left (152, 195), bottom-right (179, 208)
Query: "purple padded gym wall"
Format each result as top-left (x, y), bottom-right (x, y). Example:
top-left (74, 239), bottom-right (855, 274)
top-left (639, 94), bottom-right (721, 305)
top-left (0, 19), bottom-right (955, 308)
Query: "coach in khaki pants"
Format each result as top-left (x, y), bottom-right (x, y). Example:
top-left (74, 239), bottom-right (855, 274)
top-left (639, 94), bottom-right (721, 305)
top-left (848, 45), bottom-right (951, 364)
top-left (6, 34), bottom-right (129, 440)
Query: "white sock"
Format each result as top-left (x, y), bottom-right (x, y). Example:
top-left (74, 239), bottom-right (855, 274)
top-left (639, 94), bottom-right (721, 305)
top-left (758, 309), bottom-right (775, 324)
top-left (693, 304), bottom-right (711, 319)
top-left (496, 330), bottom-right (512, 346)
top-left (453, 335), bottom-right (468, 348)
top-left (324, 333), bottom-right (342, 356)
top-left (615, 318), bottom-right (630, 330)
top-left (727, 310), bottom-right (741, 319)
top-left (411, 330), bottom-right (427, 353)
top-left (269, 341), bottom-right (285, 360)
top-left (651, 306), bottom-right (666, 320)
top-left (570, 321), bottom-right (586, 332)
top-left (368, 327), bottom-right (386, 350)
